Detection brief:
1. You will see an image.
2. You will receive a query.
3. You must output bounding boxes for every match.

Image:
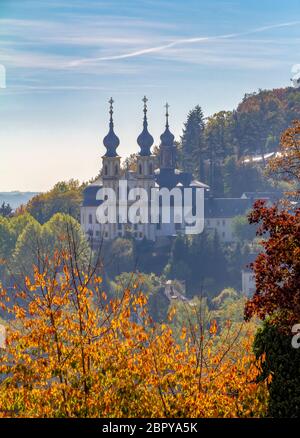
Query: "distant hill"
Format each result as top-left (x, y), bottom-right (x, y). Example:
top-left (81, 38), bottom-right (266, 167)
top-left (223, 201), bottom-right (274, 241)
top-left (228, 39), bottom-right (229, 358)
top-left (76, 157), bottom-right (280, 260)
top-left (234, 86), bottom-right (300, 155)
top-left (0, 192), bottom-right (40, 210)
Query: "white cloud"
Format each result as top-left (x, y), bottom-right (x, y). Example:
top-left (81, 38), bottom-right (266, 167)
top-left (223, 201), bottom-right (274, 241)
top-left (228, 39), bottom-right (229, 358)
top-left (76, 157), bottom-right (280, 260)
top-left (70, 21), bottom-right (300, 65)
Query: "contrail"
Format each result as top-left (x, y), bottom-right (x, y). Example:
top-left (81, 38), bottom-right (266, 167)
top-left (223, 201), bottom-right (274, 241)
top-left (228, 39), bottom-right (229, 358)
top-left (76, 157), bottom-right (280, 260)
top-left (69, 21), bottom-right (300, 67)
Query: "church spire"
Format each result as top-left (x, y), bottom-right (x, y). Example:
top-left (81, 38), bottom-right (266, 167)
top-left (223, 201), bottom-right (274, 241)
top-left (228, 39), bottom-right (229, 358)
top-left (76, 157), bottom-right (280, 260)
top-left (160, 102), bottom-right (175, 147)
top-left (103, 97), bottom-right (120, 157)
top-left (165, 102), bottom-right (169, 128)
top-left (137, 96), bottom-right (154, 156)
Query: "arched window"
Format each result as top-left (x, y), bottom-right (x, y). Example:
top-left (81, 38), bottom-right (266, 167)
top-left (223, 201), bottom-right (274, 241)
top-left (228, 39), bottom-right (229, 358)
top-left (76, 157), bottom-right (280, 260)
top-left (139, 164), bottom-right (142, 175)
top-left (149, 162), bottom-right (153, 174)
top-left (104, 165), bottom-right (108, 176)
top-left (115, 164), bottom-right (119, 175)
top-left (88, 214), bottom-right (93, 225)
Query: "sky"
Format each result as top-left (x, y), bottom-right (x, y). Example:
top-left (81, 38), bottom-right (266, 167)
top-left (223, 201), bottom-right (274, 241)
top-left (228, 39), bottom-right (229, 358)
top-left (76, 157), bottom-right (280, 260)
top-left (1, 0), bottom-right (300, 191)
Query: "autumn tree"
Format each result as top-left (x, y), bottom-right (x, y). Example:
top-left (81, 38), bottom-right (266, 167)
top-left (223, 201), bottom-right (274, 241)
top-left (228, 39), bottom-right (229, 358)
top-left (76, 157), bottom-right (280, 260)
top-left (244, 199), bottom-right (300, 417)
top-left (0, 246), bottom-right (268, 417)
top-left (267, 119), bottom-right (300, 197)
top-left (245, 200), bottom-right (300, 329)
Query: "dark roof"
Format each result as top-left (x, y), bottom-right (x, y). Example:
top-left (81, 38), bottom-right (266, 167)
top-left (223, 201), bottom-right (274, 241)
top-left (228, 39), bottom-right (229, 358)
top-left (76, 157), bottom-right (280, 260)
top-left (103, 127), bottom-right (120, 157)
top-left (155, 168), bottom-right (196, 189)
top-left (160, 126), bottom-right (175, 147)
top-left (205, 198), bottom-right (253, 218)
top-left (137, 121), bottom-right (154, 156)
top-left (82, 180), bottom-right (103, 207)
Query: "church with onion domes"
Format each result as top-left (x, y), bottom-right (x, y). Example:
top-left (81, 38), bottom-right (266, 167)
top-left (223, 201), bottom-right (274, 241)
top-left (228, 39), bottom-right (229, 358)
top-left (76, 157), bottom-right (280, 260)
top-left (81, 96), bottom-right (209, 242)
top-left (81, 97), bottom-right (258, 244)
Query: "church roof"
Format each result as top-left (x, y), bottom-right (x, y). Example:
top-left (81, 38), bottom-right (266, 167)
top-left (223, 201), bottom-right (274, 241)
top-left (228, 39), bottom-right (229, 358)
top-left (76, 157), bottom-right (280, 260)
top-left (82, 179), bottom-right (103, 207)
top-left (190, 180), bottom-right (210, 189)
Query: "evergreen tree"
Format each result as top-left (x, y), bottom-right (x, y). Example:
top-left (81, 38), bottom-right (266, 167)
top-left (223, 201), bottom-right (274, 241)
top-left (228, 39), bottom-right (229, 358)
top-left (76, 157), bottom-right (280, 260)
top-left (205, 111), bottom-right (234, 195)
top-left (180, 105), bottom-right (205, 179)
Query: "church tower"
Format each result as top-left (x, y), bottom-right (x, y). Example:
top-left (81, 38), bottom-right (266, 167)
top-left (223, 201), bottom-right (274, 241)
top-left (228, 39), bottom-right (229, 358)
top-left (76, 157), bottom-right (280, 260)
top-left (135, 96), bottom-right (156, 240)
top-left (102, 97), bottom-right (121, 192)
top-left (136, 96), bottom-right (155, 182)
top-left (156, 103), bottom-right (177, 189)
top-left (159, 103), bottom-right (176, 171)
top-left (101, 98), bottom-right (121, 240)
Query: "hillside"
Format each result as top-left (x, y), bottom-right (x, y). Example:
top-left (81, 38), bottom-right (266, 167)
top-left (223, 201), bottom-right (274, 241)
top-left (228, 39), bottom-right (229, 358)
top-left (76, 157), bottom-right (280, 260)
top-left (179, 86), bottom-right (300, 197)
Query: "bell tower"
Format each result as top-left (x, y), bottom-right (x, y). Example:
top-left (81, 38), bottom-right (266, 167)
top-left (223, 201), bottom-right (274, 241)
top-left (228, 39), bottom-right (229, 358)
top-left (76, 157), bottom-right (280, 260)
top-left (102, 97), bottom-right (121, 191)
top-left (159, 103), bottom-right (176, 170)
top-left (135, 96), bottom-right (156, 240)
top-left (136, 96), bottom-right (155, 181)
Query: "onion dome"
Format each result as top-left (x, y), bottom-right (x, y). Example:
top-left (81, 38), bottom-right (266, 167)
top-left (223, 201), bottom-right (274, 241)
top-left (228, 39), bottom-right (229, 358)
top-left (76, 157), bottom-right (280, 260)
top-left (160, 102), bottom-right (175, 146)
top-left (137, 96), bottom-right (154, 156)
top-left (103, 97), bottom-right (120, 157)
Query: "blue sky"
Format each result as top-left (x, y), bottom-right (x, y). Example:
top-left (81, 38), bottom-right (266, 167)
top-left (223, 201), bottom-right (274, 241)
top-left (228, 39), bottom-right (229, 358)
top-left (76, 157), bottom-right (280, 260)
top-left (1, 0), bottom-right (300, 191)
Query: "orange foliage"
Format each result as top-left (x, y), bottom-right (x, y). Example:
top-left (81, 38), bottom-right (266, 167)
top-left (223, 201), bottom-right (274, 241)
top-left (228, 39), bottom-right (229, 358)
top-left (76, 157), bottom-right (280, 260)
top-left (267, 119), bottom-right (300, 197)
top-left (0, 253), bottom-right (268, 418)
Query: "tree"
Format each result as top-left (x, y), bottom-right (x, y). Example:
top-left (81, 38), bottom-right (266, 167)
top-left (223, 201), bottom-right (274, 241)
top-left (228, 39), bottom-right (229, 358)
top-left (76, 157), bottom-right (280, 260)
top-left (253, 322), bottom-right (300, 417)
top-left (232, 215), bottom-right (257, 242)
top-left (267, 119), bottom-right (300, 197)
top-left (0, 249), bottom-right (268, 417)
top-left (25, 180), bottom-right (84, 224)
top-left (244, 200), bottom-right (300, 330)
top-left (102, 238), bottom-right (135, 278)
top-left (0, 214), bottom-right (37, 284)
top-left (9, 214), bottom-right (90, 282)
top-left (165, 232), bottom-right (229, 298)
top-left (164, 235), bottom-right (192, 290)
top-left (109, 272), bottom-right (167, 322)
top-left (122, 153), bottom-right (137, 171)
top-left (180, 106), bottom-right (206, 179)
top-left (205, 111), bottom-right (234, 195)
top-left (0, 202), bottom-right (12, 218)
top-left (234, 90), bottom-right (286, 159)
top-left (244, 125), bottom-right (300, 417)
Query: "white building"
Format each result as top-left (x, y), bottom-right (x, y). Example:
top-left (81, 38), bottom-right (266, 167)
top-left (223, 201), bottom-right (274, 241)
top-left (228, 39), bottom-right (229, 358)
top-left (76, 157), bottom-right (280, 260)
top-left (242, 269), bottom-right (256, 296)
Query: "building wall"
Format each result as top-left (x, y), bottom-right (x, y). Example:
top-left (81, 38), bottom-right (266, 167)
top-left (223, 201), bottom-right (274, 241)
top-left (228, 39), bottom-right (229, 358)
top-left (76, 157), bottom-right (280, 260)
top-left (204, 218), bottom-right (235, 243)
top-left (242, 270), bottom-right (256, 296)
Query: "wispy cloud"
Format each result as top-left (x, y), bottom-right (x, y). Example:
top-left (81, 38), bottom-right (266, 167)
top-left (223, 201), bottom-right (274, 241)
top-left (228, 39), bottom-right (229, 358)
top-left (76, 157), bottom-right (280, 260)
top-left (1, 12), bottom-right (300, 93)
top-left (70, 21), bottom-right (300, 66)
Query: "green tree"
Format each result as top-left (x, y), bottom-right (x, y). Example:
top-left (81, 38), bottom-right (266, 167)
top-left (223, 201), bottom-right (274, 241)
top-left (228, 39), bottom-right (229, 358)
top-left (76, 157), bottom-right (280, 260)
top-left (205, 111), bottom-right (235, 195)
top-left (11, 213), bottom-right (90, 280)
top-left (253, 322), bottom-right (300, 417)
top-left (232, 215), bottom-right (257, 242)
top-left (25, 179), bottom-right (84, 224)
top-left (103, 238), bottom-right (135, 278)
top-left (180, 105), bottom-right (206, 179)
top-left (0, 202), bottom-right (12, 218)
